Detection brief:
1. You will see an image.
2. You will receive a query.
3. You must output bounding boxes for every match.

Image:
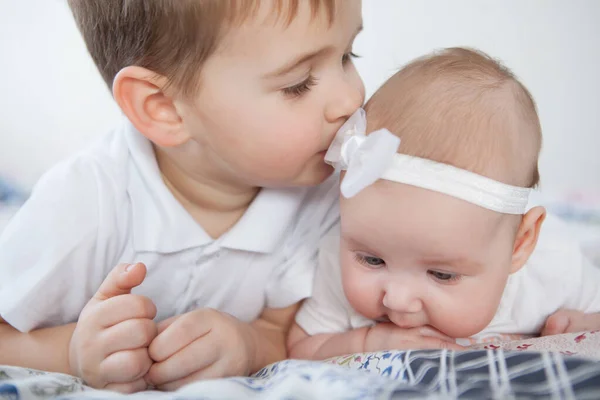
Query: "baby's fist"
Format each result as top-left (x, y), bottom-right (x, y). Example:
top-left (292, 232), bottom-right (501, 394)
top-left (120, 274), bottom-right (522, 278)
top-left (541, 309), bottom-right (600, 336)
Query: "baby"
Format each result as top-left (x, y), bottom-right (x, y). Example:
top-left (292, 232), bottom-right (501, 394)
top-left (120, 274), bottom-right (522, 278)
top-left (289, 48), bottom-right (600, 359)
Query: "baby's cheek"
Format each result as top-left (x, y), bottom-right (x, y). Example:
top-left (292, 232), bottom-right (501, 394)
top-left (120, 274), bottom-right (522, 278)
top-left (342, 268), bottom-right (381, 319)
top-left (434, 296), bottom-right (500, 338)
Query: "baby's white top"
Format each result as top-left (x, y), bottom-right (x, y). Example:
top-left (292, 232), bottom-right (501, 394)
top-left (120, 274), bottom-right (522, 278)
top-left (296, 217), bottom-right (600, 342)
top-left (0, 119), bottom-right (339, 332)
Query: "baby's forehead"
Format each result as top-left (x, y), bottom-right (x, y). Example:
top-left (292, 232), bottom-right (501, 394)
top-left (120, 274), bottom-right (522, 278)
top-left (341, 181), bottom-right (507, 249)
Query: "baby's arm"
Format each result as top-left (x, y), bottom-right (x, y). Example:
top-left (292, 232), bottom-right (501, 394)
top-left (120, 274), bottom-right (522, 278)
top-left (289, 321), bottom-right (462, 360)
top-left (288, 322), bottom-right (369, 360)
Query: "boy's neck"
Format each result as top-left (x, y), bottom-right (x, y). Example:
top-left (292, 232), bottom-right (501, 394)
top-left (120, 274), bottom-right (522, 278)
top-left (155, 148), bottom-right (259, 239)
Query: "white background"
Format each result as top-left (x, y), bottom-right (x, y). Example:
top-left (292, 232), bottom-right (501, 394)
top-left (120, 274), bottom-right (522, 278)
top-left (0, 0), bottom-right (599, 193)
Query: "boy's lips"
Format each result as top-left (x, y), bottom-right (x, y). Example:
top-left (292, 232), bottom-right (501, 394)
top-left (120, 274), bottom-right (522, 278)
top-left (317, 149), bottom-right (329, 158)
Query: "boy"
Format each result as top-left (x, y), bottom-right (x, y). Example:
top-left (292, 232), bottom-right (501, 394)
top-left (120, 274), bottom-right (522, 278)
top-left (0, 0), bottom-right (367, 392)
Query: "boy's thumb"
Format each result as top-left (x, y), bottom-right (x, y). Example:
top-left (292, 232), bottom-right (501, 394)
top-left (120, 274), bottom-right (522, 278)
top-left (92, 262), bottom-right (147, 302)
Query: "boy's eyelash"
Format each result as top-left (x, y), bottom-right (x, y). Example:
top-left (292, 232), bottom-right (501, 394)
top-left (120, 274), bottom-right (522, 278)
top-left (282, 75), bottom-right (318, 98)
top-left (342, 51), bottom-right (360, 64)
top-left (281, 52), bottom-right (357, 98)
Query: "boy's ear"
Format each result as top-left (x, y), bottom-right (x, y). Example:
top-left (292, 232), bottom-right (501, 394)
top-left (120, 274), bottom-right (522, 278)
top-left (510, 206), bottom-right (546, 273)
top-left (112, 66), bottom-right (190, 147)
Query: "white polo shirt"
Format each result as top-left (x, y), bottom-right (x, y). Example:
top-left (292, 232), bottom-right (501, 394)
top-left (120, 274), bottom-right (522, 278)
top-left (0, 120), bottom-right (340, 333)
top-left (296, 217), bottom-right (600, 341)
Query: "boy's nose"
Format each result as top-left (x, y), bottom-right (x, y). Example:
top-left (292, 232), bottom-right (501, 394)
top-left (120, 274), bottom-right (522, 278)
top-left (325, 79), bottom-right (364, 124)
top-left (382, 283), bottom-right (423, 314)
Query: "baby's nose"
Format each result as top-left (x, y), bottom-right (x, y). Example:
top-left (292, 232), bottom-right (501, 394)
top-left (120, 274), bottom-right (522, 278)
top-left (382, 284), bottom-right (423, 313)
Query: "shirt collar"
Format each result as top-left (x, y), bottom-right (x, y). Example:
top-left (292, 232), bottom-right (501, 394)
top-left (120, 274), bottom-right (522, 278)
top-left (124, 123), bottom-right (308, 254)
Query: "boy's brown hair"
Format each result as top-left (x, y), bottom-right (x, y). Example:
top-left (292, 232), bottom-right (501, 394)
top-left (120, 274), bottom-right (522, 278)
top-left (365, 47), bottom-right (542, 188)
top-left (67, 0), bottom-right (335, 97)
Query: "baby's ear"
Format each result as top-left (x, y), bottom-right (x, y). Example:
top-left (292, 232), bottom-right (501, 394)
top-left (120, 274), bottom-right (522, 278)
top-left (510, 206), bottom-right (546, 273)
top-left (112, 66), bottom-right (189, 147)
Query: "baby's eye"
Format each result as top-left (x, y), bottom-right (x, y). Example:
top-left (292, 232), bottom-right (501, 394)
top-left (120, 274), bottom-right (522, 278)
top-left (428, 270), bottom-right (461, 283)
top-left (354, 253), bottom-right (385, 269)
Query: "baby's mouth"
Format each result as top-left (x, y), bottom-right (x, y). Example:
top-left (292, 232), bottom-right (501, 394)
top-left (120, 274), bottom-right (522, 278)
top-left (386, 313), bottom-right (427, 329)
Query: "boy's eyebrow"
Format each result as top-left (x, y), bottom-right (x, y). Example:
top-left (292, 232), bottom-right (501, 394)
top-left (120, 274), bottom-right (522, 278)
top-left (264, 25), bottom-right (363, 79)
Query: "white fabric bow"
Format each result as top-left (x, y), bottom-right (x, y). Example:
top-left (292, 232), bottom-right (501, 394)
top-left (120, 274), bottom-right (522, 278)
top-left (324, 108), bottom-right (400, 198)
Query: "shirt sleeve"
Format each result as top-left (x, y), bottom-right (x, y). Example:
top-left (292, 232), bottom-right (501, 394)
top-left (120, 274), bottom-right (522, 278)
top-left (0, 157), bottom-right (116, 332)
top-left (295, 230), bottom-right (354, 335)
top-left (265, 173), bottom-right (340, 309)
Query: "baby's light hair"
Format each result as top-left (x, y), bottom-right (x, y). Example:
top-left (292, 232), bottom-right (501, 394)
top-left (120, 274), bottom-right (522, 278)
top-left (365, 48), bottom-right (542, 188)
top-left (67, 0), bottom-right (336, 98)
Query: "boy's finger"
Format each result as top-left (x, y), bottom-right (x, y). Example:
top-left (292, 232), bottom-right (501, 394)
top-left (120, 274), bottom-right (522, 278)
top-left (149, 313), bottom-right (212, 362)
top-left (100, 318), bottom-right (158, 355)
top-left (157, 315), bottom-right (179, 335)
top-left (92, 263), bottom-right (147, 303)
top-left (104, 378), bottom-right (148, 395)
top-left (100, 347), bottom-right (153, 384)
top-left (146, 335), bottom-right (219, 387)
top-left (94, 294), bottom-right (157, 328)
top-left (154, 359), bottom-right (224, 391)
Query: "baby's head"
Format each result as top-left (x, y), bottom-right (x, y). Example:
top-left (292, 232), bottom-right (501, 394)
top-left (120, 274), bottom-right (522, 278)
top-left (68, 0), bottom-right (364, 187)
top-left (338, 48), bottom-right (546, 338)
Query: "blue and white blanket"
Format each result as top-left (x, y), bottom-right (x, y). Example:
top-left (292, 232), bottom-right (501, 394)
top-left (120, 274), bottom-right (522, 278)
top-left (2, 349), bottom-right (600, 399)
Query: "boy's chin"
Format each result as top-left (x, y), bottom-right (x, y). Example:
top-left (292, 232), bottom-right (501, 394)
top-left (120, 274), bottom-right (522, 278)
top-left (289, 163), bottom-right (335, 187)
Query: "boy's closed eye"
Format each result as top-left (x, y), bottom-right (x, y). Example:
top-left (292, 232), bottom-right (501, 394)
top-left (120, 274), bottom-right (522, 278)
top-left (282, 75), bottom-right (319, 98)
top-left (281, 51), bottom-right (360, 99)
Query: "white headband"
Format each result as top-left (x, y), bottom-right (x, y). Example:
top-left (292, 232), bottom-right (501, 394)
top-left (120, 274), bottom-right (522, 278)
top-left (325, 108), bottom-right (531, 215)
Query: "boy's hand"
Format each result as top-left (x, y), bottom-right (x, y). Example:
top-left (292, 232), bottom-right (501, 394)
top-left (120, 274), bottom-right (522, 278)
top-left (541, 309), bottom-right (600, 336)
top-left (365, 322), bottom-right (464, 352)
top-left (145, 308), bottom-right (254, 391)
top-left (69, 263), bottom-right (158, 393)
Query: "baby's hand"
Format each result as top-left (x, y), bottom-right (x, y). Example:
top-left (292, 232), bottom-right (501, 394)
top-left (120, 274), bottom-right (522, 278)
top-left (145, 308), bottom-right (254, 391)
top-left (68, 263), bottom-right (158, 393)
top-left (365, 323), bottom-right (464, 352)
top-left (541, 309), bottom-right (600, 336)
